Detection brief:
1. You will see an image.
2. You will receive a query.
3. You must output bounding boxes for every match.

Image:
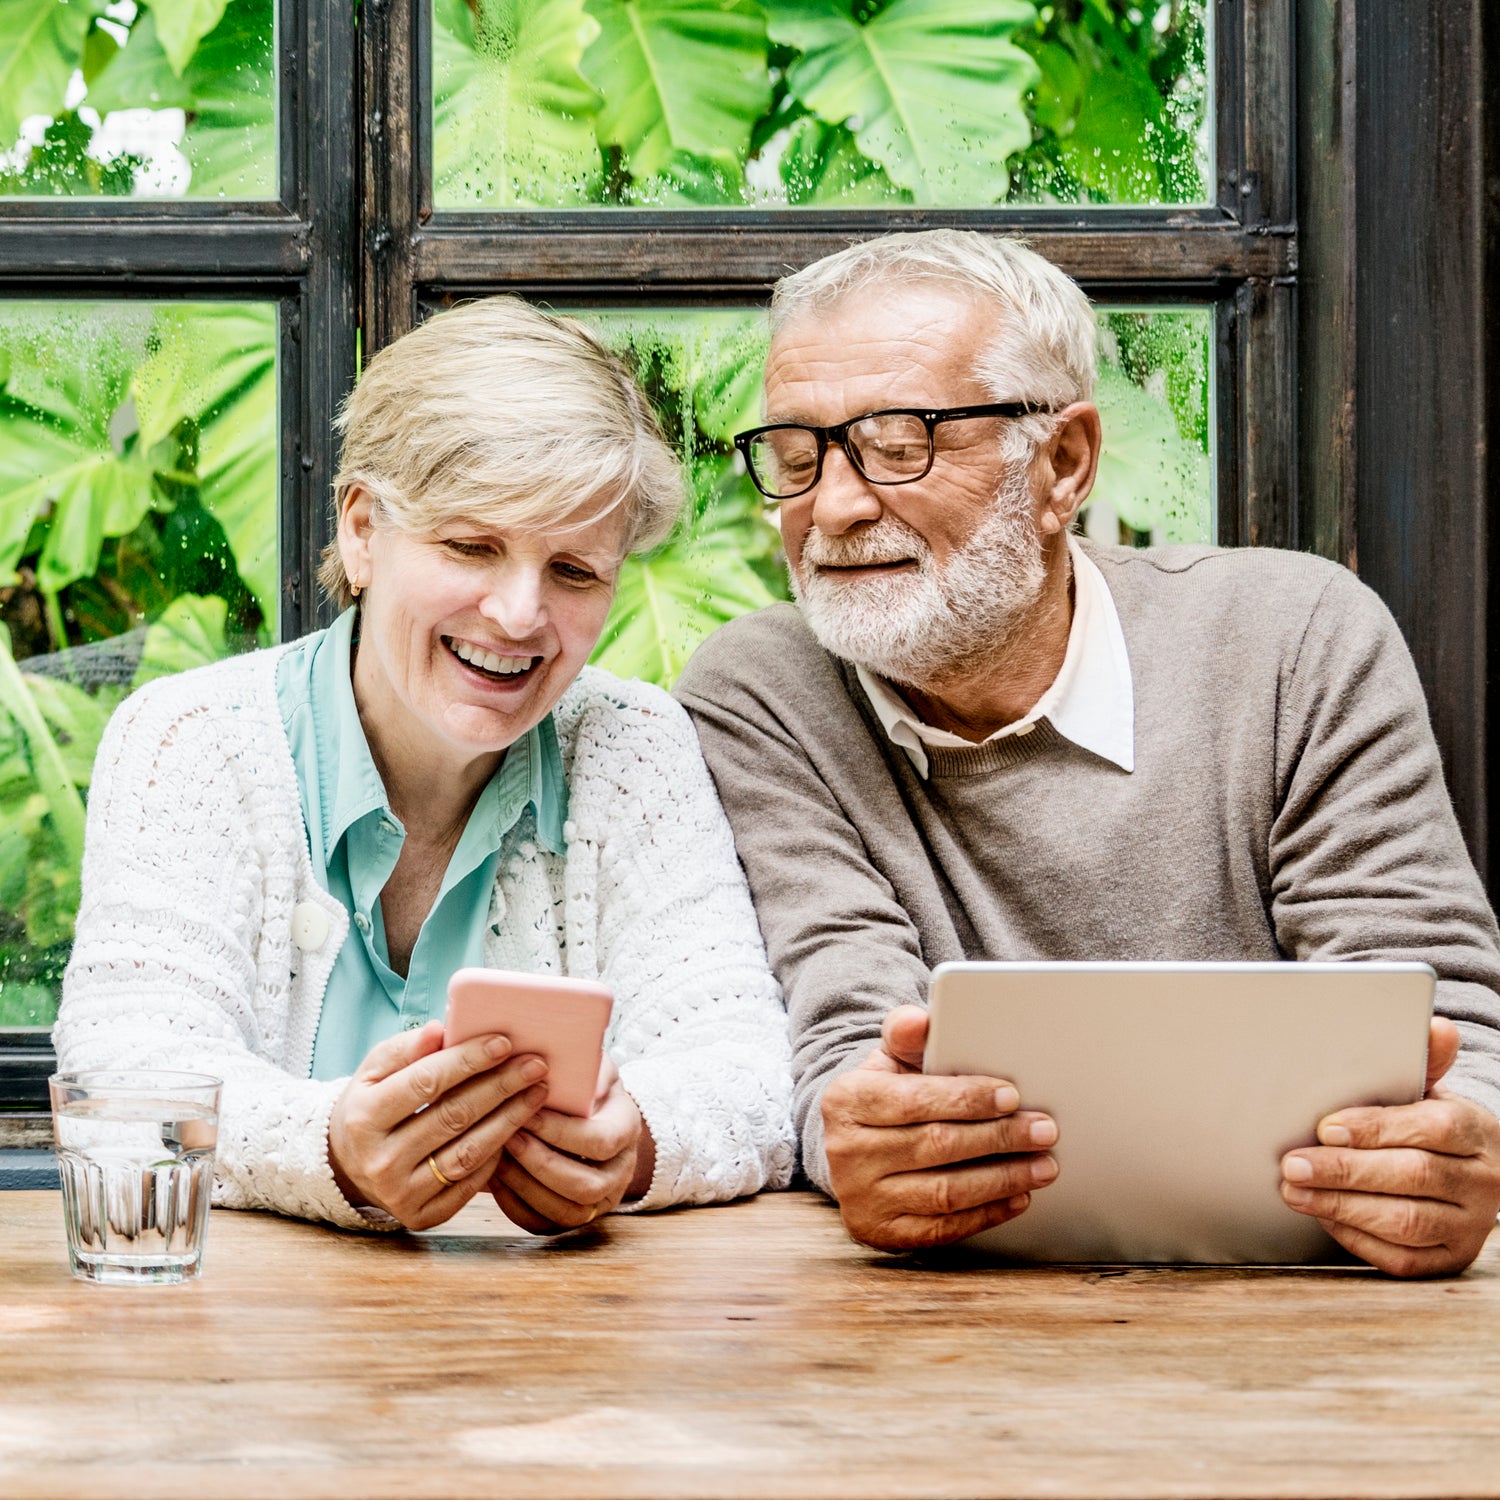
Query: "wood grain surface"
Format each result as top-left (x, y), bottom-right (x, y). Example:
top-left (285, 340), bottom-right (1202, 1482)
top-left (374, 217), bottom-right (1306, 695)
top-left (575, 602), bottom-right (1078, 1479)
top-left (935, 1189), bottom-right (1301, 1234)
top-left (2, 1190), bottom-right (1498, 1500)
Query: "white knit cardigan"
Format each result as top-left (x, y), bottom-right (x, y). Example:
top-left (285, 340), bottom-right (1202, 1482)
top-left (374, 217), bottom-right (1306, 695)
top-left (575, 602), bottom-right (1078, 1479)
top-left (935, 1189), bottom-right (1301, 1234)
top-left (55, 647), bottom-right (796, 1229)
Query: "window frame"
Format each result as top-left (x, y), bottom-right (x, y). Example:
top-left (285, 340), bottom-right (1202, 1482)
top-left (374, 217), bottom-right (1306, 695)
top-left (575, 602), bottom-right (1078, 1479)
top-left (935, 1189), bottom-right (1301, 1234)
top-left (2, 0), bottom-right (1494, 1112)
top-left (0, 0), bottom-right (357, 1114)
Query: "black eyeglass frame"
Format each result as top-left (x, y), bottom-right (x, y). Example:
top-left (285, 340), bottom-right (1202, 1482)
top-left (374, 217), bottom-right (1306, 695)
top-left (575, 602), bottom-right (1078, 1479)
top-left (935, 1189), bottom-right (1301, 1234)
top-left (732, 402), bottom-right (1055, 500)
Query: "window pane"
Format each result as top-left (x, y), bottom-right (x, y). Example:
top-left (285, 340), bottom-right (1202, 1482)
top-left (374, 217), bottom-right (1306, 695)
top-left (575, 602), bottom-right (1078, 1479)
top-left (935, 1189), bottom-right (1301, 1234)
top-left (432, 0), bottom-right (1211, 210)
top-left (565, 303), bottom-right (1211, 686)
top-left (0, 0), bottom-right (276, 200)
top-left (0, 300), bottom-right (277, 1027)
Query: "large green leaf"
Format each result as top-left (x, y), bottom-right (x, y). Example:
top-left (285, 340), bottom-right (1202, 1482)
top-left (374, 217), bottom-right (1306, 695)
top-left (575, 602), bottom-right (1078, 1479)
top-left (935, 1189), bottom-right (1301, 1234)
top-left (592, 531), bottom-right (777, 687)
top-left (176, 0), bottom-right (276, 198)
top-left (33, 451), bottom-right (155, 592)
top-left (433, 0), bottom-right (602, 208)
top-left (0, 0), bottom-right (103, 146)
top-left (778, 113), bottom-right (904, 207)
top-left (132, 592), bottom-right (231, 685)
top-left (88, 0), bottom-right (276, 198)
top-left (768, 0), bottom-right (1038, 205)
top-left (133, 304), bottom-right (278, 621)
top-left (0, 307), bottom-right (158, 591)
top-left (581, 0), bottom-right (770, 185)
top-left (82, 7), bottom-right (195, 111)
top-left (1020, 7), bottom-right (1205, 205)
top-left (1090, 363), bottom-right (1210, 543)
top-left (0, 629), bottom-right (85, 887)
top-left (15, 673), bottom-right (121, 786)
top-left (148, 0), bottom-right (231, 75)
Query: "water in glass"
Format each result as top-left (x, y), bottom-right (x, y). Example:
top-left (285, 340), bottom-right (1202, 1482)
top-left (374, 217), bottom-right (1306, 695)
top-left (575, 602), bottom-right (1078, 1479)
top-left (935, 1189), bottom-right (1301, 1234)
top-left (52, 1087), bottom-right (220, 1285)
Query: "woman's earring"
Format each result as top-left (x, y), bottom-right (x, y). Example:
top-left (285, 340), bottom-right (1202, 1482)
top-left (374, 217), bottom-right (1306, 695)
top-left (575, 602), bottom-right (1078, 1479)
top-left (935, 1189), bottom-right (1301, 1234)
top-left (351, 581), bottom-right (362, 599)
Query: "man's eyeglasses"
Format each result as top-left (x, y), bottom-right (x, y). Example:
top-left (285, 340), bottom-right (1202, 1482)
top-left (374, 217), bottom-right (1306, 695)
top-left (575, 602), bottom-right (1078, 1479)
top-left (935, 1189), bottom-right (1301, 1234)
top-left (732, 403), bottom-right (1054, 501)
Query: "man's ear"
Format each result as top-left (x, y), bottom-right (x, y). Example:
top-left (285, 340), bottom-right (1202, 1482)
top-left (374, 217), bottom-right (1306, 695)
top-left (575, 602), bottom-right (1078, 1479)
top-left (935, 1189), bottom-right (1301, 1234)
top-left (1035, 402), bottom-right (1102, 537)
top-left (338, 484), bottom-right (377, 588)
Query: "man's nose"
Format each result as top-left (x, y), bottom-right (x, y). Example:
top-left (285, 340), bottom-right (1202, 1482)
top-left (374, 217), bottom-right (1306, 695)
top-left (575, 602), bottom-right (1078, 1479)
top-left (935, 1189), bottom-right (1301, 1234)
top-left (808, 441), bottom-right (884, 536)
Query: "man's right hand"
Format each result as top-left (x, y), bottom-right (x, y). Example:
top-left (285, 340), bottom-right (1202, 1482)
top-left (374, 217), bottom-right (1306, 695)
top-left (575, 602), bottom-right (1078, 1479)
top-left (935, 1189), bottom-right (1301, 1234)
top-left (821, 1004), bottom-right (1060, 1251)
top-left (327, 1020), bottom-right (551, 1229)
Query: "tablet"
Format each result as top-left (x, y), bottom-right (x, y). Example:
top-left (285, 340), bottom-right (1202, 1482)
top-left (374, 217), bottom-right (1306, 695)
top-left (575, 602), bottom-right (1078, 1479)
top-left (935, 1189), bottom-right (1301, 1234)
top-left (922, 960), bottom-right (1435, 1265)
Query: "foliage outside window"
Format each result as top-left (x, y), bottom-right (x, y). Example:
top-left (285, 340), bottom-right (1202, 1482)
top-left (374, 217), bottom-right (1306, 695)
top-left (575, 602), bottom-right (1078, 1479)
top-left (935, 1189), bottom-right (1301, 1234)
top-left (433, 0), bottom-right (1210, 209)
top-left (0, 0), bottom-right (1215, 1034)
top-left (0, 302), bottom-right (276, 1026)
top-left (0, 0), bottom-right (275, 198)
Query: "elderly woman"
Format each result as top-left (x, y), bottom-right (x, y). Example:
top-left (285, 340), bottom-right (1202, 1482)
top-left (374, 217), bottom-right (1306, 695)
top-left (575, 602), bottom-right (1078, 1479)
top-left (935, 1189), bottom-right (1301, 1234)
top-left (55, 297), bottom-right (795, 1233)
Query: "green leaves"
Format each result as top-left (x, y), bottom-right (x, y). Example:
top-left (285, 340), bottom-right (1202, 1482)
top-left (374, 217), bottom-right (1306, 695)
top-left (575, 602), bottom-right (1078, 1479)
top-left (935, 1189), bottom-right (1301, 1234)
top-left (133, 303), bottom-right (279, 622)
top-left (132, 592), bottom-right (231, 684)
top-left (433, 0), bottom-right (603, 207)
top-left (149, 0), bottom-right (231, 75)
top-left (591, 471), bottom-right (779, 686)
top-left (1091, 363), bottom-right (1211, 543)
top-left (581, 0), bottom-right (771, 199)
top-left (0, 0), bottom-right (105, 147)
top-left (16, 0), bottom-right (279, 199)
top-left (429, 0), bottom-right (1209, 209)
top-left (768, 0), bottom-right (1038, 204)
top-left (0, 305), bottom-right (157, 592)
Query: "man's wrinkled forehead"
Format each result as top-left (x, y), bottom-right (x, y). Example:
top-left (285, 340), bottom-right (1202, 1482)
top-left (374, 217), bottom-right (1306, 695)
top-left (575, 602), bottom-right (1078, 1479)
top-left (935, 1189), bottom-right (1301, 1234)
top-left (762, 281), bottom-right (1001, 420)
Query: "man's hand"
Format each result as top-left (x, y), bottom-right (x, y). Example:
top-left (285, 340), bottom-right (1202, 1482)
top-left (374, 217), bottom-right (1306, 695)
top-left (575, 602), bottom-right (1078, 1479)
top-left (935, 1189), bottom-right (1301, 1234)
top-left (1280, 1017), bottom-right (1500, 1277)
top-left (327, 1021), bottom-right (549, 1230)
top-left (489, 1057), bottom-right (650, 1234)
top-left (822, 1004), bottom-right (1059, 1251)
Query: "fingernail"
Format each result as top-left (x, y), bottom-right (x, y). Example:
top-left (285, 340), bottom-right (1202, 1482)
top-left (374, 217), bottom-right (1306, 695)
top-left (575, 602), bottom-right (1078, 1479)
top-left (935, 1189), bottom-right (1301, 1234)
top-left (485, 1035), bottom-right (512, 1059)
top-left (1283, 1155), bottom-right (1313, 1183)
top-left (1283, 1184), bottom-right (1313, 1207)
top-left (1319, 1122), bottom-right (1352, 1147)
top-left (1030, 1156), bottom-right (1059, 1185)
top-left (1006, 1193), bottom-right (1030, 1214)
top-left (994, 1085), bottom-right (1020, 1112)
top-left (520, 1058), bottom-right (547, 1083)
top-left (1029, 1119), bottom-right (1058, 1148)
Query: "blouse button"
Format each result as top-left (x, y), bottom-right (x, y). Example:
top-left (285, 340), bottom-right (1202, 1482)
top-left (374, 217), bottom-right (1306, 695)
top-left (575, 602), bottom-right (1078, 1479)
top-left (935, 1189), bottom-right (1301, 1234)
top-left (290, 901), bottom-right (330, 952)
top-left (353, 911), bottom-right (372, 934)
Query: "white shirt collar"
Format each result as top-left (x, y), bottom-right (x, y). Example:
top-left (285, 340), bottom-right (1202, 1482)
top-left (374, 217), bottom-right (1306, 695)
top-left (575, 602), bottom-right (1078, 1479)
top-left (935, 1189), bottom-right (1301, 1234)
top-left (854, 535), bottom-right (1135, 779)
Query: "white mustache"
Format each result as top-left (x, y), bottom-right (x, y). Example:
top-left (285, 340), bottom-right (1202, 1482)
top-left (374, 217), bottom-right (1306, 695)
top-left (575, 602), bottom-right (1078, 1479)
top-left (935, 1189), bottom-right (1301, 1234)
top-left (802, 519), bottom-right (931, 570)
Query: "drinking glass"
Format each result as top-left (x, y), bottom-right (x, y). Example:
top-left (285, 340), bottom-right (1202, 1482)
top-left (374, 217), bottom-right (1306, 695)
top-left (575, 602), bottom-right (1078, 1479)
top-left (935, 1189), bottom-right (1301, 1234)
top-left (48, 1070), bottom-right (222, 1285)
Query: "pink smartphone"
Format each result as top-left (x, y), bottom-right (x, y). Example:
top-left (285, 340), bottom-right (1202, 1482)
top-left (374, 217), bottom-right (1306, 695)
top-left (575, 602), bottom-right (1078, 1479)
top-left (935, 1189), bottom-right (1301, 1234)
top-left (444, 967), bottom-right (614, 1118)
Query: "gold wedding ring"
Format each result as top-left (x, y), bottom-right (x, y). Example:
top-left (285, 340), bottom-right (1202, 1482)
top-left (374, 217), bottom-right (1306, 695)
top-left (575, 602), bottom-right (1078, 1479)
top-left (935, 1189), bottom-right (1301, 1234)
top-left (427, 1154), bottom-right (455, 1189)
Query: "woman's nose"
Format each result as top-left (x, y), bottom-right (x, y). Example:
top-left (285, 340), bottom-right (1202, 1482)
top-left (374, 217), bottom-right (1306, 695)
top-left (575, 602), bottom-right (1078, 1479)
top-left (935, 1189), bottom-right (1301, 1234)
top-left (478, 566), bottom-right (546, 638)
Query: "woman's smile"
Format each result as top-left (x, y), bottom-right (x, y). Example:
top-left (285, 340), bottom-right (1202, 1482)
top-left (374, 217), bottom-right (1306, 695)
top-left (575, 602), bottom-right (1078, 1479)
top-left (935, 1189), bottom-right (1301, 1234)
top-left (443, 634), bottom-right (545, 684)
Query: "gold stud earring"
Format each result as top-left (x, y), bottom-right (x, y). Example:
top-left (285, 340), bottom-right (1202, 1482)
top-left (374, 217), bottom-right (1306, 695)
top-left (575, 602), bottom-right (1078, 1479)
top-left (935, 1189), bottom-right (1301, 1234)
top-left (351, 581), bottom-right (362, 598)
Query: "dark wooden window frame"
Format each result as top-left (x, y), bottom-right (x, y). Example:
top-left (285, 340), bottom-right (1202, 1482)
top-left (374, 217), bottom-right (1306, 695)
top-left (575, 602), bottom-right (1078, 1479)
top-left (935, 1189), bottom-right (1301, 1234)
top-left (2, 0), bottom-right (1494, 1111)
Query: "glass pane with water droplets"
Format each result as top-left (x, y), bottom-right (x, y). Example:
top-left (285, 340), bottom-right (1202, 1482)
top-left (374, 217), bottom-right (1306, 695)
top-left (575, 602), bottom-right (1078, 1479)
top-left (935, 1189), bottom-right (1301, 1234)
top-left (431, 0), bottom-right (1212, 210)
top-left (0, 0), bottom-right (276, 200)
top-left (0, 299), bottom-right (277, 1028)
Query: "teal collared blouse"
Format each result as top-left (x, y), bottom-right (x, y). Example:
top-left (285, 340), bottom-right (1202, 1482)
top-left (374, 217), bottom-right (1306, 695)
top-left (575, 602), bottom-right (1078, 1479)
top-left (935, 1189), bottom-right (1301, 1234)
top-left (274, 607), bottom-right (568, 1080)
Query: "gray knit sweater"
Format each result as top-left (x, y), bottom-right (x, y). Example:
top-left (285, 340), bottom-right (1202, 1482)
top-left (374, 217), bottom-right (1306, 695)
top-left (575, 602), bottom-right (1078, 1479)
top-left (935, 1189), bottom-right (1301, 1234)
top-left (675, 542), bottom-right (1500, 1192)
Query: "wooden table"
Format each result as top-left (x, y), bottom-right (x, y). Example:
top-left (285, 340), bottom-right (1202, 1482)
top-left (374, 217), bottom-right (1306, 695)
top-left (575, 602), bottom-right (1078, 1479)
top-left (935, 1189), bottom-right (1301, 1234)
top-left (2, 1189), bottom-right (1499, 1499)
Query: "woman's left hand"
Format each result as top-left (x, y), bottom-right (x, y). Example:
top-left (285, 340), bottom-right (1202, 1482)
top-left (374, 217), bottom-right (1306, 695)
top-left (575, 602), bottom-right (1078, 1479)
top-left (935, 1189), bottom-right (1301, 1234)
top-left (490, 1057), bottom-right (654, 1233)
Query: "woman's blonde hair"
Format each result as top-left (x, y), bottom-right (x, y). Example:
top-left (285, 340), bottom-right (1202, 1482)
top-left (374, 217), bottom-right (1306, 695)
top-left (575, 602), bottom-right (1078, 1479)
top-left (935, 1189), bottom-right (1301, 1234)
top-left (320, 296), bottom-right (684, 608)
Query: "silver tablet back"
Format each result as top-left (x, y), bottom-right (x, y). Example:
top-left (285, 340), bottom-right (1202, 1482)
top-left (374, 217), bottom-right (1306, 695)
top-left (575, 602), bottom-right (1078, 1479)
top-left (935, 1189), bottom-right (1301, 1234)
top-left (923, 961), bottom-right (1434, 1265)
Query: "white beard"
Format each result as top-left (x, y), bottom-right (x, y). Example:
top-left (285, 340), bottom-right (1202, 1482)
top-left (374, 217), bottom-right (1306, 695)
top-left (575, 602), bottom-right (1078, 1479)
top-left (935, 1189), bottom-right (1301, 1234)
top-left (788, 465), bottom-right (1048, 688)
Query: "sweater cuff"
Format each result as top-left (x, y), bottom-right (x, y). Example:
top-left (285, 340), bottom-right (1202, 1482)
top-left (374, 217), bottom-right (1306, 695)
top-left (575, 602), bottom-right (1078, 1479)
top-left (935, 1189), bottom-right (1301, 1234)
top-left (613, 1062), bottom-right (678, 1213)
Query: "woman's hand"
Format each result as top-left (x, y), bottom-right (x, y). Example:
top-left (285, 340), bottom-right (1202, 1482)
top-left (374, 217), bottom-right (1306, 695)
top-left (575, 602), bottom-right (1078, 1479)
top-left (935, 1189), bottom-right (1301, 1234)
top-left (327, 1019), bottom-right (549, 1230)
top-left (489, 1057), bottom-right (654, 1233)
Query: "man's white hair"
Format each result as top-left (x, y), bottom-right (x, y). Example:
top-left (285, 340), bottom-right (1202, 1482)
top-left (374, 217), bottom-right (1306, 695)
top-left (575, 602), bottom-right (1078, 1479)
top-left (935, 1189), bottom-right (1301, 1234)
top-left (770, 229), bottom-right (1097, 453)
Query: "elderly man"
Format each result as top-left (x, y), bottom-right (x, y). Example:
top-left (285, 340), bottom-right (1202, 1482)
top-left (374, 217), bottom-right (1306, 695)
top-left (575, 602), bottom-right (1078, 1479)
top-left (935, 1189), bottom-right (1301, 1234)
top-left (674, 229), bottom-right (1500, 1277)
